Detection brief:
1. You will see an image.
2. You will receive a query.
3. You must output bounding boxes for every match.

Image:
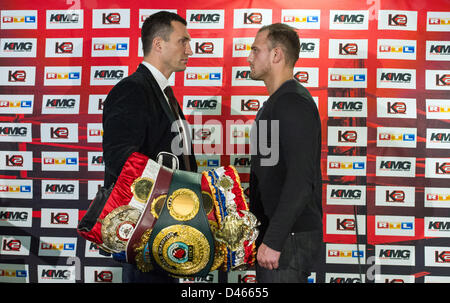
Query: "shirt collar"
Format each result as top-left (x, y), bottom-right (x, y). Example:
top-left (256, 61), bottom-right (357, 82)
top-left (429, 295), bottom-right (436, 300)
top-left (141, 61), bottom-right (169, 91)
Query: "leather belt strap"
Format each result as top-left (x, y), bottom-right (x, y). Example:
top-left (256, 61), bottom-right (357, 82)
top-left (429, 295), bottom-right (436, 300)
top-left (126, 166), bottom-right (173, 263)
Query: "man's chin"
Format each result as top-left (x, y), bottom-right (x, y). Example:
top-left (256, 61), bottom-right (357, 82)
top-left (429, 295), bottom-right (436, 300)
top-left (250, 74), bottom-right (263, 81)
top-left (175, 67), bottom-right (187, 72)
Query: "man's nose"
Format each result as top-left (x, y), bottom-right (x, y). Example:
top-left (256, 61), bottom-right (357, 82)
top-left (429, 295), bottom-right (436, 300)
top-left (186, 42), bottom-right (193, 56)
top-left (247, 53), bottom-right (252, 63)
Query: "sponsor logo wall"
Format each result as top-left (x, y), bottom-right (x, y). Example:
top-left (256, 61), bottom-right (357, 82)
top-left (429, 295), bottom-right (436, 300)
top-left (0, 0), bottom-right (449, 283)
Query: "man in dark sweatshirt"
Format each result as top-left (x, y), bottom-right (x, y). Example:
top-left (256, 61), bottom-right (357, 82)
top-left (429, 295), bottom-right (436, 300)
top-left (248, 23), bottom-right (323, 283)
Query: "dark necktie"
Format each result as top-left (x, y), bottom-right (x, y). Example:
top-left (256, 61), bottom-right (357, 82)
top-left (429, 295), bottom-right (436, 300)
top-left (163, 86), bottom-right (180, 118)
top-left (163, 86), bottom-right (192, 172)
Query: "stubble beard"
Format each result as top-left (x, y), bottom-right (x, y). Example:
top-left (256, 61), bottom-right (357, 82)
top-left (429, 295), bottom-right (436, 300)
top-left (249, 64), bottom-right (270, 81)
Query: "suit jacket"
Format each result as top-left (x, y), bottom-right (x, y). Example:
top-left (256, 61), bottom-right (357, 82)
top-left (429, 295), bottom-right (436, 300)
top-left (250, 79), bottom-right (322, 252)
top-left (102, 64), bottom-right (197, 187)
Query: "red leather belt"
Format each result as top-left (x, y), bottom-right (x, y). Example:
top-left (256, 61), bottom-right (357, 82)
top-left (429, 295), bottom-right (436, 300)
top-left (126, 166), bottom-right (173, 263)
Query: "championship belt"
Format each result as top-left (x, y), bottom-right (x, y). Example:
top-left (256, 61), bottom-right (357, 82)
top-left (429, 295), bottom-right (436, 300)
top-left (77, 152), bottom-right (259, 277)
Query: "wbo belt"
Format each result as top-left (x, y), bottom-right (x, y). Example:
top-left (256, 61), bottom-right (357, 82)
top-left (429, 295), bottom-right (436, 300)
top-left (77, 152), bottom-right (259, 277)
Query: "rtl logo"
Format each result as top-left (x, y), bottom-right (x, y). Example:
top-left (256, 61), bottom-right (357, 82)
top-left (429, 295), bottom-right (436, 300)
top-left (2, 16), bottom-right (36, 23)
top-left (235, 43), bottom-right (251, 51)
top-left (46, 72), bottom-right (80, 80)
top-left (0, 185), bottom-right (31, 193)
top-left (330, 74), bottom-right (365, 82)
top-left (377, 221), bottom-right (413, 230)
top-left (89, 129), bottom-right (103, 137)
top-left (186, 72), bottom-right (221, 80)
top-left (379, 45), bottom-right (414, 53)
top-left (426, 193), bottom-right (450, 202)
top-left (43, 157), bottom-right (77, 165)
top-left (329, 161), bottom-right (365, 170)
top-left (428, 105), bottom-right (450, 113)
top-left (429, 18), bottom-right (450, 25)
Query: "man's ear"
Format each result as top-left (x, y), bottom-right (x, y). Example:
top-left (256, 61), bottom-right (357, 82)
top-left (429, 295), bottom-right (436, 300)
top-left (272, 46), bottom-right (283, 64)
top-left (152, 37), bottom-right (163, 53)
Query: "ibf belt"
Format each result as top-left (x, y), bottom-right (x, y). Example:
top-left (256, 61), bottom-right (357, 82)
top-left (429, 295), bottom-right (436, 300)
top-left (144, 170), bottom-right (215, 277)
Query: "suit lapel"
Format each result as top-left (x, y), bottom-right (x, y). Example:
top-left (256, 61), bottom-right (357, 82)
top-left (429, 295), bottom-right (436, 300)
top-left (136, 64), bottom-right (176, 125)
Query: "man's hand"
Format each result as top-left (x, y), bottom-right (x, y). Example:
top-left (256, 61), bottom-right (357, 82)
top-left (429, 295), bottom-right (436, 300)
top-left (257, 243), bottom-right (281, 270)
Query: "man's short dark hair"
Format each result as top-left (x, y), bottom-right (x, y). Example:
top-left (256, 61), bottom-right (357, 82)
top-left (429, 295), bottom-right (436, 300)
top-left (141, 11), bottom-right (187, 56)
top-left (258, 23), bottom-right (300, 67)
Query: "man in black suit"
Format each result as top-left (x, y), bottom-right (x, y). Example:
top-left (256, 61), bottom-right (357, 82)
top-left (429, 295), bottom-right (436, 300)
top-left (248, 23), bottom-right (323, 283)
top-left (102, 11), bottom-right (197, 283)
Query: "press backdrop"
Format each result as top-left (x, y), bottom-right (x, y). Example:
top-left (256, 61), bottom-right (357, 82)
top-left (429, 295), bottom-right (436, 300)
top-left (0, 0), bottom-right (449, 283)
